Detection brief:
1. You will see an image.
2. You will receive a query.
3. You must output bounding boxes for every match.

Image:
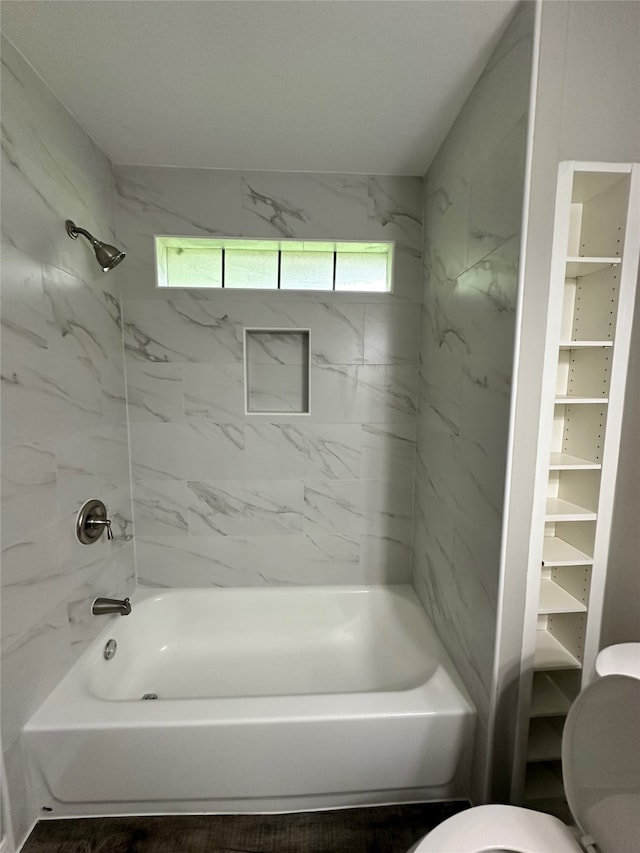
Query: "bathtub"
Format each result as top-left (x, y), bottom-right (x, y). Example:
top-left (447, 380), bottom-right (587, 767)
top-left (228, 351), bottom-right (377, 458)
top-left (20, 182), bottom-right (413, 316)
top-left (25, 585), bottom-right (476, 817)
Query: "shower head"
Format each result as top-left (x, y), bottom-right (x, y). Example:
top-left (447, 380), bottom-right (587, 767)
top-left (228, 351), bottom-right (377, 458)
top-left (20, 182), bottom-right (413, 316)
top-left (66, 220), bottom-right (126, 272)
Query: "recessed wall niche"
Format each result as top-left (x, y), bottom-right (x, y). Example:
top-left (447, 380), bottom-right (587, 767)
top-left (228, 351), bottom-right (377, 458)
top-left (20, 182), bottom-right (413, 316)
top-left (244, 328), bottom-right (310, 414)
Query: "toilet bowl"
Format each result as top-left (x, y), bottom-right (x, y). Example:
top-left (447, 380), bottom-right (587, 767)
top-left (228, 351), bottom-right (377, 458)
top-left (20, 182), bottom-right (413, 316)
top-left (410, 649), bottom-right (640, 853)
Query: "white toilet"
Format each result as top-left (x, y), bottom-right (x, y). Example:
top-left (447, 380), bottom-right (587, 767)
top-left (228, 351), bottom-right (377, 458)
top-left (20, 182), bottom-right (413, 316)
top-left (410, 645), bottom-right (640, 853)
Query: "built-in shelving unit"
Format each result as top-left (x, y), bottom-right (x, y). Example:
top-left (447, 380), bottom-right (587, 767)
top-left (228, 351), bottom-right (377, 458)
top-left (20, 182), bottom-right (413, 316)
top-left (513, 163), bottom-right (640, 816)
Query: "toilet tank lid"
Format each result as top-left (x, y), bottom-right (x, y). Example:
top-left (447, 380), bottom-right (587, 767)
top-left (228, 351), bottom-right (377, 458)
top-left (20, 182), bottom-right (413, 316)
top-left (562, 675), bottom-right (640, 853)
top-left (595, 643), bottom-right (640, 679)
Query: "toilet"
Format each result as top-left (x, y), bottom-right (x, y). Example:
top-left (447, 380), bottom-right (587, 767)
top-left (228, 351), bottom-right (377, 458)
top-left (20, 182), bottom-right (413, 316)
top-left (410, 645), bottom-right (640, 853)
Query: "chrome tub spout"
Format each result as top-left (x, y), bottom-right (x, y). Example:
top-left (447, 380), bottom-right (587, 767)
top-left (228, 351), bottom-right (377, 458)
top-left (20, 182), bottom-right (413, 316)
top-left (92, 597), bottom-right (131, 616)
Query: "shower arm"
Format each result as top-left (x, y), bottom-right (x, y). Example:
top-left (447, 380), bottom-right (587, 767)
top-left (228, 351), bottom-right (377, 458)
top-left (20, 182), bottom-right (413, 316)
top-left (66, 221), bottom-right (99, 245)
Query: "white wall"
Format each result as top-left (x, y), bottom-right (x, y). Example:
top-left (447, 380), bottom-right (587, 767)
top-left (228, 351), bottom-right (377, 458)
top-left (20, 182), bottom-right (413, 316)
top-left (494, 0), bottom-right (640, 801)
top-left (0, 37), bottom-right (134, 848)
top-left (115, 166), bottom-right (423, 588)
top-left (601, 281), bottom-right (640, 646)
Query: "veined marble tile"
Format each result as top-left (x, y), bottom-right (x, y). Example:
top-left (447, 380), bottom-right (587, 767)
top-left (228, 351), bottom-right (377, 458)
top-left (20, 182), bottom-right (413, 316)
top-left (417, 364), bottom-right (462, 440)
top-left (123, 298), bottom-right (244, 363)
top-left (103, 482), bottom-right (134, 547)
top-left (1, 523), bottom-right (68, 647)
top-left (423, 174), bottom-right (471, 282)
top-left (3, 735), bottom-right (33, 849)
top-left (467, 118), bottom-right (527, 268)
top-left (241, 171), bottom-right (368, 239)
top-left (67, 543), bottom-right (134, 662)
top-left (42, 264), bottom-right (122, 371)
top-left (1, 346), bottom-right (102, 447)
top-left (453, 435), bottom-right (506, 534)
top-left (361, 423), bottom-right (416, 482)
top-left (1, 38), bottom-right (113, 229)
top-left (127, 362), bottom-right (185, 423)
top-left (455, 516), bottom-right (502, 604)
top-left (130, 421), bottom-right (245, 481)
top-left (135, 535), bottom-right (247, 588)
top-left (100, 356), bottom-right (128, 426)
top-left (303, 480), bottom-right (367, 537)
top-left (114, 166), bottom-right (242, 266)
top-left (1, 442), bottom-right (58, 547)
top-left (183, 362), bottom-right (244, 423)
top-left (241, 301), bottom-right (364, 366)
top-left (412, 554), bottom-right (491, 719)
top-left (245, 422), bottom-right (361, 480)
top-left (1, 601), bottom-right (71, 750)
top-left (453, 236), bottom-right (520, 338)
top-left (389, 251), bottom-right (422, 303)
top-left (1, 125), bottom-right (109, 285)
top-left (188, 480), bottom-right (303, 536)
top-left (359, 534), bottom-right (412, 583)
top-left (49, 425), bottom-right (129, 514)
top-left (362, 479), bottom-right (414, 544)
top-left (310, 364), bottom-right (416, 423)
top-left (133, 480), bottom-right (190, 537)
top-left (0, 240), bottom-right (48, 356)
top-left (243, 533), bottom-right (360, 584)
top-left (245, 328), bottom-right (308, 365)
top-left (56, 507), bottom-right (112, 584)
top-left (246, 363), bottom-right (308, 414)
top-left (364, 303), bottom-right (420, 364)
top-left (366, 176), bottom-right (423, 255)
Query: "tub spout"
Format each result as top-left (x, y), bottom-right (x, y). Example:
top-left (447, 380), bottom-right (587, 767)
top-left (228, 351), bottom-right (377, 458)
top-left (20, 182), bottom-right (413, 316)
top-left (92, 597), bottom-right (131, 616)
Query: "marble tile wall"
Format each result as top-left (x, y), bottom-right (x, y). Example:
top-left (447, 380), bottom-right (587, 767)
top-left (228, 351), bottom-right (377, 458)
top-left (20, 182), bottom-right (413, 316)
top-left (0, 37), bottom-right (134, 847)
top-left (412, 2), bottom-right (534, 800)
top-left (115, 165), bottom-right (422, 588)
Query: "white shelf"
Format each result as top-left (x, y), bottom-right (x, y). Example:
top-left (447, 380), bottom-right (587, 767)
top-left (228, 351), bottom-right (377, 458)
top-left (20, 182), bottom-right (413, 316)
top-left (565, 257), bottom-right (621, 277)
top-left (531, 674), bottom-right (574, 718)
top-left (559, 341), bottom-right (613, 349)
top-left (527, 718), bottom-right (564, 762)
top-left (515, 165), bottom-right (637, 810)
top-left (545, 498), bottom-right (597, 522)
top-left (523, 763), bottom-right (565, 801)
top-left (549, 452), bottom-right (600, 470)
top-left (542, 537), bottom-right (593, 567)
top-left (539, 579), bottom-right (587, 614)
top-left (534, 630), bottom-right (582, 670)
top-left (555, 395), bottom-right (609, 405)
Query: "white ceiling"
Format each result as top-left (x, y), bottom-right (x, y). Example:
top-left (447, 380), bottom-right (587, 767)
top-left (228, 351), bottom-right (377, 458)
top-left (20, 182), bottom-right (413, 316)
top-left (1, 0), bottom-right (520, 175)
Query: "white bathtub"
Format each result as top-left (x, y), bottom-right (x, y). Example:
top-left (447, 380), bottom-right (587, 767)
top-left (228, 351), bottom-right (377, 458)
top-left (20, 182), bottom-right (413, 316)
top-left (25, 585), bottom-right (476, 817)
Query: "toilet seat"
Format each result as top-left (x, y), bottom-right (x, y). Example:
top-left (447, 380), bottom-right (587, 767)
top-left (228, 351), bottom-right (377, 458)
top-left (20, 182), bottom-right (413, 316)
top-left (411, 804), bottom-right (582, 852)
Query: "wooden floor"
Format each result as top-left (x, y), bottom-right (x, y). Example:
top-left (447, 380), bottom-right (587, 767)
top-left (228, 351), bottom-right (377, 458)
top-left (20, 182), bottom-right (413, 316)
top-left (22, 803), bottom-right (468, 853)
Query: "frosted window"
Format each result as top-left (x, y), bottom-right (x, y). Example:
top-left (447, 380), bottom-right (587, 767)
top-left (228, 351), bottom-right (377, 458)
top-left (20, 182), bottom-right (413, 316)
top-left (156, 237), bottom-right (393, 291)
top-left (225, 250), bottom-right (279, 289)
top-left (166, 247), bottom-right (222, 288)
top-left (335, 252), bottom-right (388, 292)
top-left (280, 251), bottom-right (334, 290)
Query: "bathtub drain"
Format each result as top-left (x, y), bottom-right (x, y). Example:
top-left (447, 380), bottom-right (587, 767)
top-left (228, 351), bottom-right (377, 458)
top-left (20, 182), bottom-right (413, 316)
top-left (141, 693), bottom-right (158, 700)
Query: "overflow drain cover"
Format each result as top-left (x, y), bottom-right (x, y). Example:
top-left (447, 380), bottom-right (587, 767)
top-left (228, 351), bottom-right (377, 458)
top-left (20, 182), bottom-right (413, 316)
top-left (141, 693), bottom-right (158, 700)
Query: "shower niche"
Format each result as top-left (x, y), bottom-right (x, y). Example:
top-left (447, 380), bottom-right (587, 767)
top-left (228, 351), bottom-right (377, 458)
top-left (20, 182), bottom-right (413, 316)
top-left (513, 163), bottom-right (639, 817)
top-left (244, 328), bottom-right (310, 414)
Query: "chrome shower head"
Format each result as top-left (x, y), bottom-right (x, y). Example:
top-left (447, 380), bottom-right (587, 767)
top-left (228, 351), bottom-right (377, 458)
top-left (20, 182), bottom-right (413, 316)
top-left (66, 220), bottom-right (126, 272)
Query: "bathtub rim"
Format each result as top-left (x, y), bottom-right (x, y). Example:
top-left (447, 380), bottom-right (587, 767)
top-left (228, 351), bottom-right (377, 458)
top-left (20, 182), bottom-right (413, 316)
top-left (26, 584), bottom-right (475, 730)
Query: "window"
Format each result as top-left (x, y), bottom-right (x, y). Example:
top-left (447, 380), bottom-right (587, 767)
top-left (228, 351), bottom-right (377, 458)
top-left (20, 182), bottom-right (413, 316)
top-left (155, 238), bottom-right (393, 292)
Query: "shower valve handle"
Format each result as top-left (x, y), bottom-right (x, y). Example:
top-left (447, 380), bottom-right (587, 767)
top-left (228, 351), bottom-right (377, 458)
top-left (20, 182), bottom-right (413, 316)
top-left (88, 517), bottom-right (114, 540)
top-left (76, 499), bottom-right (114, 544)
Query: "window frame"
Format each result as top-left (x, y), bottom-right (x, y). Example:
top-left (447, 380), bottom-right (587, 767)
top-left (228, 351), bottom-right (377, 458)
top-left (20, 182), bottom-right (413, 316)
top-left (154, 236), bottom-right (395, 293)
